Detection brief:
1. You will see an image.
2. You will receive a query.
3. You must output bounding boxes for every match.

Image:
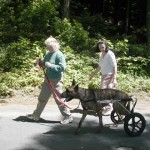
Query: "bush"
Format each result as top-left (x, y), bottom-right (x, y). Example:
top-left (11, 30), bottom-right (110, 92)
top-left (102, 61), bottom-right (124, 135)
top-left (54, 18), bottom-right (94, 52)
top-left (0, 46), bottom-right (150, 96)
top-left (0, 37), bottom-right (35, 72)
top-left (117, 74), bottom-right (150, 92)
top-left (117, 56), bottom-right (149, 76)
top-left (0, 0), bottom-right (60, 43)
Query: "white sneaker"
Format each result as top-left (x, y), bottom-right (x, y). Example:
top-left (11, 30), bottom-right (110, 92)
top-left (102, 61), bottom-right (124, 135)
top-left (60, 115), bottom-right (73, 124)
top-left (26, 114), bottom-right (39, 121)
top-left (102, 106), bottom-right (113, 116)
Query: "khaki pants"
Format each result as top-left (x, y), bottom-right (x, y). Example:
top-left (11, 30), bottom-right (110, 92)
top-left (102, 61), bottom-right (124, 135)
top-left (33, 78), bottom-right (71, 119)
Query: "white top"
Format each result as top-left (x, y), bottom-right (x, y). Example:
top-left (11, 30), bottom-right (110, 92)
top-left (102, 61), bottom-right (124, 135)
top-left (99, 50), bottom-right (117, 75)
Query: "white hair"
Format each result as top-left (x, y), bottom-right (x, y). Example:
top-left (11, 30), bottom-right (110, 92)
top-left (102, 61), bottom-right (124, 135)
top-left (44, 36), bottom-right (60, 50)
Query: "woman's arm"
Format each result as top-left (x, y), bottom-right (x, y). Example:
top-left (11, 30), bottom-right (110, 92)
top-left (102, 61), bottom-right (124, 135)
top-left (89, 66), bottom-right (101, 81)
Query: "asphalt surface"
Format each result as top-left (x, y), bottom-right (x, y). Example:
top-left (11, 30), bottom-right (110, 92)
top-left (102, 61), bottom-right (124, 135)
top-left (0, 103), bottom-right (150, 150)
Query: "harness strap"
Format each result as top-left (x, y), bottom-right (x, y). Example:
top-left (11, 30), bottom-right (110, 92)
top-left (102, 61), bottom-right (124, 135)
top-left (91, 89), bottom-right (97, 102)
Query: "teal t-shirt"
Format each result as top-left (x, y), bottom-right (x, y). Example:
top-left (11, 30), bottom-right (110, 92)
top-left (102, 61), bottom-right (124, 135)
top-left (42, 50), bottom-right (66, 79)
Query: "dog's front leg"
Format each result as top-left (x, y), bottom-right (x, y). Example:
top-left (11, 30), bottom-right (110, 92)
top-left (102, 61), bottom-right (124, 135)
top-left (75, 110), bottom-right (87, 135)
top-left (96, 107), bottom-right (103, 133)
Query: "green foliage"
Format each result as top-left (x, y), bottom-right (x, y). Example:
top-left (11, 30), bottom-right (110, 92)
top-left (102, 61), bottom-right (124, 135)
top-left (0, 0), bottom-right (60, 43)
top-left (54, 18), bottom-right (94, 51)
top-left (128, 44), bottom-right (149, 57)
top-left (75, 14), bottom-right (107, 36)
top-left (0, 1), bottom-right (149, 96)
top-left (114, 39), bottom-right (129, 56)
top-left (0, 37), bottom-right (35, 72)
top-left (117, 74), bottom-right (150, 93)
top-left (0, 83), bottom-right (13, 96)
top-left (0, 37), bottom-right (47, 72)
top-left (117, 56), bottom-right (149, 75)
top-left (0, 68), bottom-right (43, 96)
top-left (75, 13), bottom-right (120, 38)
top-left (0, 41), bottom-right (150, 96)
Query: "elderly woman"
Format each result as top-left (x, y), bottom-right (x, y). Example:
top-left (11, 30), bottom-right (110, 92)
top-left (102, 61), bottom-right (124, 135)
top-left (89, 39), bottom-right (117, 115)
top-left (27, 36), bottom-right (73, 124)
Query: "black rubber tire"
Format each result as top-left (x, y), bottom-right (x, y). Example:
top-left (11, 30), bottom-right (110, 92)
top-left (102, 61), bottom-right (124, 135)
top-left (111, 110), bottom-right (125, 124)
top-left (124, 112), bottom-right (146, 137)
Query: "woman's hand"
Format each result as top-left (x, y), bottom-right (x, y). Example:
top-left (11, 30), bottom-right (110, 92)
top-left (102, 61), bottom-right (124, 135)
top-left (35, 57), bottom-right (42, 68)
top-left (45, 62), bottom-right (51, 67)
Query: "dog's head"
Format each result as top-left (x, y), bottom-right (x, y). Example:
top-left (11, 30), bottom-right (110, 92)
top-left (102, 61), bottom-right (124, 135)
top-left (61, 80), bottom-right (79, 102)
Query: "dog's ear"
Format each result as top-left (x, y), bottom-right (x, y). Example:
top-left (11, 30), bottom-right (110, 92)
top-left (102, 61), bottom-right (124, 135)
top-left (72, 79), bottom-right (76, 85)
top-left (75, 84), bottom-right (78, 91)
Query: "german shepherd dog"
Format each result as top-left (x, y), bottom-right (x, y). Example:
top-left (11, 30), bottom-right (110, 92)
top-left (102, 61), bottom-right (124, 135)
top-left (61, 80), bottom-right (132, 134)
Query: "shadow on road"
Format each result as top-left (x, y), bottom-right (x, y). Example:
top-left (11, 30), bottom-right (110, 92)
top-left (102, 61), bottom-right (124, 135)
top-left (13, 116), bottom-right (60, 123)
top-left (11, 108), bottom-right (150, 150)
top-left (19, 116), bottom-right (150, 150)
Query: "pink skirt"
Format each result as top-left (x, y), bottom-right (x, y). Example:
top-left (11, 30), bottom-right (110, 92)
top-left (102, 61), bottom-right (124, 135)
top-left (100, 74), bottom-right (117, 89)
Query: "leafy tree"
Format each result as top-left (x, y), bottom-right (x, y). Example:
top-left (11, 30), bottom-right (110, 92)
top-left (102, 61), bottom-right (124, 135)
top-left (0, 0), bottom-right (60, 43)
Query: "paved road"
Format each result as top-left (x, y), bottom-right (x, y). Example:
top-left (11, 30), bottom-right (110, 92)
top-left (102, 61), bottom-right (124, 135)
top-left (0, 103), bottom-right (150, 150)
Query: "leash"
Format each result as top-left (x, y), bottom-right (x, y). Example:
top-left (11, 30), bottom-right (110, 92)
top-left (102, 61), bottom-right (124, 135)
top-left (39, 60), bottom-right (71, 109)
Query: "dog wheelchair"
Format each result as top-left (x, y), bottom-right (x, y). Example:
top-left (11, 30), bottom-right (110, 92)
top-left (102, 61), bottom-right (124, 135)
top-left (97, 98), bottom-right (146, 137)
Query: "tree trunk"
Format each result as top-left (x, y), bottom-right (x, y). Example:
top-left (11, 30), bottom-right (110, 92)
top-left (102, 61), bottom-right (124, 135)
top-left (147, 0), bottom-right (150, 48)
top-left (113, 0), bottom-right (119, 25)
top-left (62, 0), bottom-right (71, 19)
top-left (125, 0), bottom-right (130, 35)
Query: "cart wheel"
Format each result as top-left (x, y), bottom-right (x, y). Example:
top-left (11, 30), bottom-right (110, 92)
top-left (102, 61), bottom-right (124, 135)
top-left (124, 112), bottom-right (146, 137)
top-left (111, 110), bottom-right (125, 124)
